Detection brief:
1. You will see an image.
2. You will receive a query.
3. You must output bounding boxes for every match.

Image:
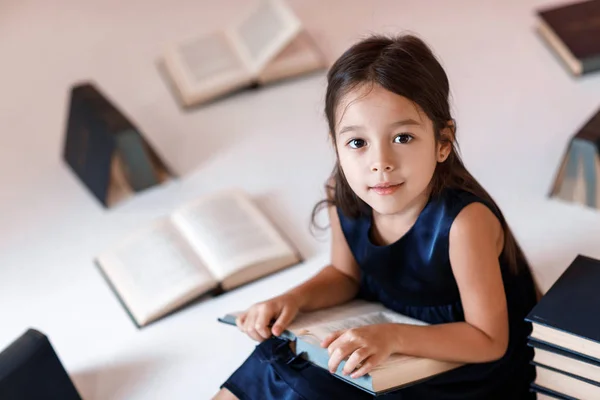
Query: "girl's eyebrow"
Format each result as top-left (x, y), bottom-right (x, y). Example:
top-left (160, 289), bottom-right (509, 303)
top-left (338, 118), bottom-right (421, 136)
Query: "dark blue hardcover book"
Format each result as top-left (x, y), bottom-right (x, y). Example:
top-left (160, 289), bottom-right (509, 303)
top-left (533, 363), bottom-right (600, 399)
top-left (62, 82), bottom-right (172, 207)
top-left (530, 383), bottom-right (575, 400)
top-left (525, 255), bottom-right (600, 360)
top-left (0, 329), bottom-right (82, 400)
top-left (528, 338), bottom-right (600, 365)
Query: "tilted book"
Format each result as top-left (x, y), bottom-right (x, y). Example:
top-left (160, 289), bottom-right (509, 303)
top-left (535, 0), bottom-right (600, 76)
top-left (95, 188), bottom-right (301, 328)
top-left (218, 299), bottom-right (463, 395)
top-left (550, 106), bottom-right (600, 209)
top-left (159, 0), bottom-right (328, 108)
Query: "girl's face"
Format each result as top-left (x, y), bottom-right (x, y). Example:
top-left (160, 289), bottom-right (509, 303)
top-left (335, 84), bottom-right (449, 216)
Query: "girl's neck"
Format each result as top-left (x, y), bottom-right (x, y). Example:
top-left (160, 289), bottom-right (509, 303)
top-left (370, 188), bottom-right (432, 246)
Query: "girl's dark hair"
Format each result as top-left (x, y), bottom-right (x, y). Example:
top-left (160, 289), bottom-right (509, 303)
top-left (311, 34), bottom-right (529, 275)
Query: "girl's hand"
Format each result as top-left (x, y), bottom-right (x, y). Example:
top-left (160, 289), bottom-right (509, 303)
top-left (236, 293), bottom-right (302, 342)
top-left (320, 323), bottom-right (398, 379)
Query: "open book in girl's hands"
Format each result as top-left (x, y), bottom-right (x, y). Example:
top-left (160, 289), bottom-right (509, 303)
top-left (95, 189), bottom-right (301, 328)
top-left (218, 299), bottom-right (463, 395)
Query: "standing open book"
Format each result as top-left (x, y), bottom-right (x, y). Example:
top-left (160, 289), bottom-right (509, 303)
top-left (159, 0), bottom-right (328, 108)
top-left (218, 299), bottom-right (463, 395)
top-left (95, 189), bottom-right (301, 328)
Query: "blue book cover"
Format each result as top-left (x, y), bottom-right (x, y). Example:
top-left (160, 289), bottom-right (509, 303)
top-left (525, 255), bottom-right (600, 357)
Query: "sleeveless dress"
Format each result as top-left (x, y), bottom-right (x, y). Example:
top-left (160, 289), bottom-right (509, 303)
top-left (221, 188), bottom-right (538, 399)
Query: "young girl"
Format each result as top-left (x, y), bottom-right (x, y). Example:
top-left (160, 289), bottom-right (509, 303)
top-left (214, 34), bottom-right (538, 400)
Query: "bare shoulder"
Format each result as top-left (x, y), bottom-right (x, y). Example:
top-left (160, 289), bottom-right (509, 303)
top-left (451, 202), bottom-right (502, 240)
top-left (449, 201), bottom-right (504, 259)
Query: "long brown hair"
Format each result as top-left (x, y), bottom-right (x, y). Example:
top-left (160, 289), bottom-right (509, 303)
top-left (312, 34), bottom-right (530, 275)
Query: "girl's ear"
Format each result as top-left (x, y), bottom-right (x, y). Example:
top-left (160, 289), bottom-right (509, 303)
top-left (436, 120), bottom-right (455, 162)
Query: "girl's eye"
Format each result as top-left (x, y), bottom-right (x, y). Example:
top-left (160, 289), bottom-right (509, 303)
top-left (347, 138), bottom-right (366, 149)
top-left (394, 134), bottom-right (413, 144)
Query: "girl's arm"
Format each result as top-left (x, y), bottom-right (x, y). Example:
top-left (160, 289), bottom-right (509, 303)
top-left (388, 201), bottom-right (510, 363)
top-left (286, 205), bottom-right (361, 312)
top-left (323, 202), bottom-right (511, 377)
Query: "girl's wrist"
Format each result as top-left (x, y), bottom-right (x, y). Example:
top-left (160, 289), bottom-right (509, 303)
top-left (284, 290), bottom-right (306, 311)
top-left (389, 323), bottom-right (406, 354)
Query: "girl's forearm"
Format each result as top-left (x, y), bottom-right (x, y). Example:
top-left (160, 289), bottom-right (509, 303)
top-left (287, 265), bottom-right (359, 312)
top-left (391, 322), bottom-right (508, 363)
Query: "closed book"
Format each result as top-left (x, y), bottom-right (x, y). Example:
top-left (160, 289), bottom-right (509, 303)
top-left (536, 0), bottom-right (600, 76)
top-left (529, 338), bottom-right (600, 384)
top-left (530, 383), bottom-right (576, 400)
top-left (525, 255), bottom-right (600, 361)
top-left (218, 299), bottom-right (462, 395)
top-left (0, 329), bottom-right (81, 400)
top-left (533, 364), bottom-right (600, 399)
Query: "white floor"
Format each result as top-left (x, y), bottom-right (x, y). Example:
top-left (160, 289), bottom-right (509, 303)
top-left (1, 0), bottom-right (600, 398)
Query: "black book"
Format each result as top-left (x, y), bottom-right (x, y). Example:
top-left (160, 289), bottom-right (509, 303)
top-left (535, 0), bottom-right (600, 76)
top-left (0, 329), bottom-right (82, 400)
top-left (525, 255), bottom-right (600, 361)
top-left (62, 81), bottom-right (173, 208)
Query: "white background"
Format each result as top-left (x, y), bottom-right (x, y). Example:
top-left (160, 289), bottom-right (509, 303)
top-left (1, 0), bottom-right (600, 398)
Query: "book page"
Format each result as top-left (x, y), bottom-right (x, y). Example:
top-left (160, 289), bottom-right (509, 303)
top-left (256, 31), bottom-right (327, 85)
top-left (162, 30), bottom-right (253, 106)
top-left (301, 311), bottom-right (428, 342)
top-left (229, 0), bottom-right (302, 74)
top-left (96, 219), bottom-right (217, 326)
top-left (171, 189), bottom-right (298, 284)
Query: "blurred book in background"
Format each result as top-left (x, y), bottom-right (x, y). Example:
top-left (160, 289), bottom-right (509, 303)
top-left (62, 82), bottom-right (173, 208)
top-left (95, 188), bottom-right (302, 328)
top-left (535, 0), bottom-right (600, 76)
top-left (159, 0), bottom-right (328, 108)
top-left (550, 106), bottom-right (600, 209)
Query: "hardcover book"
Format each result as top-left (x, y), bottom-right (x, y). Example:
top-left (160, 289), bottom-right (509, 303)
top-left (96, 188), bottom-right (302, 328)
top-left (63, 82), bottom-right (172, 208)
top-left (159, 0), bottom-right (327, 108)
top-left (218, 299), bottom-right (463, 395)
top-left (525, 255), bottom-right (600, 362)
top-left (536, 0), bottom-right (600, 76)
top-left (550, 107), bottom-right (600, 209)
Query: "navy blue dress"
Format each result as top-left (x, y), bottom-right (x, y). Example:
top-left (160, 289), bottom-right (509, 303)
top-left (221, 188), bottom-right (537, 399)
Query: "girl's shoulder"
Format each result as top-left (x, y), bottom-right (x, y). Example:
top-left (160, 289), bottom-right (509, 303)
top-left (437, 187), bottom-right (500, 220)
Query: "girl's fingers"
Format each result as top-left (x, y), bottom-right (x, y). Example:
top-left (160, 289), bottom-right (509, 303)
top-left (321, 330), bottom-right (344, 348)
top-left (272, 306), bottom-right (295, 337)
top-left (350, 355), bottom-right (377, 379)
top-left (342, 347), bottom-right (371, 376)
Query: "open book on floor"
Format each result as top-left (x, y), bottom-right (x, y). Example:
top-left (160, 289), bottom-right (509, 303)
top-left (218, 299), bottom-right (463, 395)
top-left (95, 189), bottom-right (301, 328)
top-left (159, 0), bottom-right (328, 108)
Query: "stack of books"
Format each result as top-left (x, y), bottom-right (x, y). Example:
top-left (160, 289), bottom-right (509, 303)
top-left (526, 255), bottom-right (600, 399)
